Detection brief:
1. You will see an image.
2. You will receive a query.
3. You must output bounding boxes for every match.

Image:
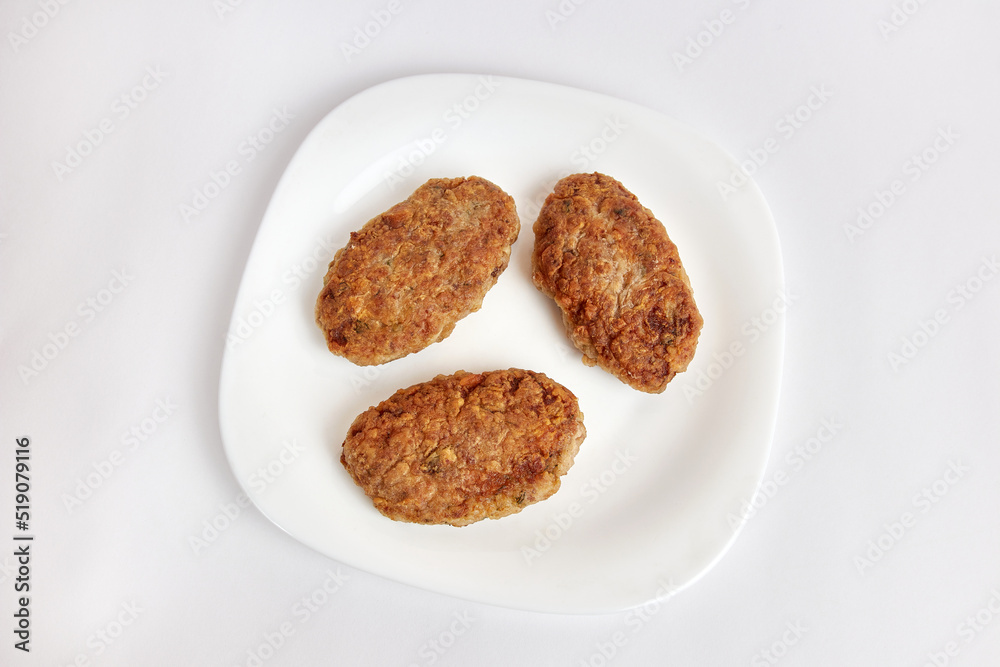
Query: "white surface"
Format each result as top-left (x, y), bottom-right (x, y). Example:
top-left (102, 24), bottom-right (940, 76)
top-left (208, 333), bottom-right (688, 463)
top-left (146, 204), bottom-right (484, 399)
top-left (219, 74), bottom-right (784, 614)
top-left (2, 1), bottom-right (998, 665)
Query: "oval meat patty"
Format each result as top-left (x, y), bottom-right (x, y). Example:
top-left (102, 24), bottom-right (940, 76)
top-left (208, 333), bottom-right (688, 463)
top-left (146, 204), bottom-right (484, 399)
top-left (316, 176), bottom-right (519, 365)
top-left (341, 369), bottom-right (586, 526)
top-left (532, 173), bottom-right (703, 393)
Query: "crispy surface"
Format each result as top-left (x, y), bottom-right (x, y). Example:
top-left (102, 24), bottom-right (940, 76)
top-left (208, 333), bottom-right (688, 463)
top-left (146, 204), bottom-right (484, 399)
top-left (532, 173), bottom-right (703, 393)
top-left (316, 176), bottom-right (520, 365)
top-left (341, 369), bottom-right (586, 527)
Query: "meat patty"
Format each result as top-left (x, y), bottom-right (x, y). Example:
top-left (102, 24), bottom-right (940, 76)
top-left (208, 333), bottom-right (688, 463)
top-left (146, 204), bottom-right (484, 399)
top-left (316, 176), bottom-right (520, 365)
top-left (341, 369), bottom-right (586, 526)
top-left (532, 173), bottom-right (703, 393)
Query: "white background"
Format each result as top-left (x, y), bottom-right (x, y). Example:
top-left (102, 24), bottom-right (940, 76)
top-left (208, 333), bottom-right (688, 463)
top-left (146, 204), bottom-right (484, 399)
top-left (2, 1), bottom-right (999, 665)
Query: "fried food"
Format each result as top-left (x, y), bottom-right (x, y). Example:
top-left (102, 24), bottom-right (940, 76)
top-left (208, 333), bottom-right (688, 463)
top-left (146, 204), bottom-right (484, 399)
top-left (341, 369), bottom-right (586, 526)
top-left (316, 176), bottom-right (520, 365)
top-left (531, 173), bottom-right (702, 393)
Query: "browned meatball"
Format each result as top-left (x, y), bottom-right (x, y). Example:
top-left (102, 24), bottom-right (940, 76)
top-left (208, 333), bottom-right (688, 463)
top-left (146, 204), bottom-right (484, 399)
top-left (532, 173), bottom-right (703, 393)
top-left (341, 369), bottom-right (586, 526)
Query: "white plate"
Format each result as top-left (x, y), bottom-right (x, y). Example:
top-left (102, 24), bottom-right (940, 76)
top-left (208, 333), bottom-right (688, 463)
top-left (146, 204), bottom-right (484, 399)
top-left (218, 74), bottom-right (784, 614)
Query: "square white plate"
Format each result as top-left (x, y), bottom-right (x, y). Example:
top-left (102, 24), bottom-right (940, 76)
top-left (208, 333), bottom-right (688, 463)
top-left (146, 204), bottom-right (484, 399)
top-left (218, 74), bottom-right (784, 614)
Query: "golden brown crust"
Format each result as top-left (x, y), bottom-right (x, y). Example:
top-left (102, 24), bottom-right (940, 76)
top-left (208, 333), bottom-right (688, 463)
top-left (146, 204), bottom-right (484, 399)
top-left (316, 176), bottom-right (520, 365)
top-left (341, 369), bottom-right (586, 526)
top-left (531, 173), bottom-right (703, 393)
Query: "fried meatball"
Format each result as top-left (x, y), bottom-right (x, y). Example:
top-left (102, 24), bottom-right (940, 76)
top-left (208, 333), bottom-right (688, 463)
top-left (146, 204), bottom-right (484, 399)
top-left (341, 369), bottom-right (586, 526)
top-left (532, 173), bottom-right (703, 393)
top-left (316, 176), bottom-right (520, 365)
